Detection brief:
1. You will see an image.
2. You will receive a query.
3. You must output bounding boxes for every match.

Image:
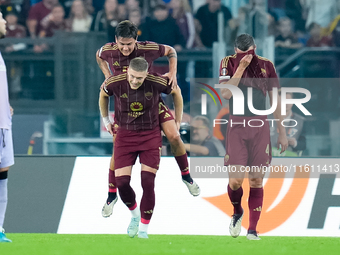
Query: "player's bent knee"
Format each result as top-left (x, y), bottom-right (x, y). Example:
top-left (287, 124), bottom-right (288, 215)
top-left (115, 176), bottom-right (131, 188)
top-left (249, 178), bottom-right (263, 188)
top-left (229, 178), bottom-right (243, 190)
top-left (167, 132), bottom-right (181, 145)
top-left (141, 171), bottom-right (156, 190)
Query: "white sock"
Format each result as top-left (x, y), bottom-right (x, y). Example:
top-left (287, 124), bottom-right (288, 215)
top-left (0, 179), bottom-right (8, 229)
top-left (130, 207), bottom-right (140, 218)
top-left (139, 222), bottom-right (149, 233)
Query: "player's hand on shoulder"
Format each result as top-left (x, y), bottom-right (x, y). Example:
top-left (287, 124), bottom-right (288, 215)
top-left (163, 72), bottom-right (178, 90)
top-left (100, 77), bottom-right (110, 90)
top-left (239, 54), bottom-right (253, 70)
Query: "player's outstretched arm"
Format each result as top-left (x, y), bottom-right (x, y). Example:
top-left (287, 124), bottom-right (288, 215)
top-left (184, 144), bottom-right (209, 155)
top-left (170, 86), bottom-right (183, 130)
top-left (163, 45), bottom-right (178, 89)
top-left (99, 89), bottom-right (114, 136)
top-left (96, 49), bottom-right (112, 89)
top-left (220, 55), bottom-right (253, 100)
top-left (269, 91), bottom-right (288, 153)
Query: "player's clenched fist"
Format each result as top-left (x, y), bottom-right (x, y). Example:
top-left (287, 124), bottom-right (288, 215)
top-left (103, 116), bottom-right (114, 136)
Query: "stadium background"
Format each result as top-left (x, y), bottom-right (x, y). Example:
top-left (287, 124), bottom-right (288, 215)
top-left (1, 0), bottom-right (340, 240)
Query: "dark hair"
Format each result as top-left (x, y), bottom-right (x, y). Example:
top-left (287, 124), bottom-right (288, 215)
top-left (129, 57), bottom-right (148, 72)
top-left (115, 20), bottom-right (138, 39)
top-left (192, 116), bottom-right (210, 128)
top-left (234, 33), bottom-right (255, 51)
top-left (153, 4), bottom-right (167, 12)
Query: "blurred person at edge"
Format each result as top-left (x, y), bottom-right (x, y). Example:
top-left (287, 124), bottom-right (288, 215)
top-left (91, 0), bottom-right (125, 41)
top-left (27, 0), bottom-right (59, 38)
top-left (66, 0), bottom-right (93, 32)
top-left (0, 10), bottom-right (14, 243)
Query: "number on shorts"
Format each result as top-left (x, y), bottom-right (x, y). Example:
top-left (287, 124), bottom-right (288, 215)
top-left (265, 144), bottom-right (270, 155)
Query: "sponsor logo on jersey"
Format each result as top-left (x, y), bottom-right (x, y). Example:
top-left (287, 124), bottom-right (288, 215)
top-left (120, 93), bottom-right (128, 98)
top-left (130, 102), bottom-right (143, 111)
top-left (164, 113), bottom-right (171, 119)
top-left (113, 61), bottom-right (120, 67)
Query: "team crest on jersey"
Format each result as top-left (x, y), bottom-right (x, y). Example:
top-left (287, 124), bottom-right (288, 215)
top-left (221, 68), bottom-right (228, 76)
top-left (130, 102), bottom-right (143, 111)
top-left (123, 66), bottom-right (128, 72)
top-left (145, 91), bottom-right (153, 99)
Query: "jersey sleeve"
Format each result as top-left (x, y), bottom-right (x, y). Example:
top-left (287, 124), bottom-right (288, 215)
top-left (219, 56), bottom-right (233, 83)
top-left (138, 41), bottom-right (166, 59)
top-left (146, 73), bottom-right (172, 94)
top-left (103, 73), bottom-right (127, 96)
top-left (98, 43), bottom-right (115, 62)
top-left (267, 61), bottom-right (280, 91)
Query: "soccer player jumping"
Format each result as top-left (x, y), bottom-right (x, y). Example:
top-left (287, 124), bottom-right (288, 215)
top-left (99, 57), bottom-right (181, 238)
top-left (97, 21), bottom-right (200, 218)
top-left (219, 34), bottom-right (288, 240)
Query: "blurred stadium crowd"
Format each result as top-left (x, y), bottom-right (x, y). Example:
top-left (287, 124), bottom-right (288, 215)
top-left (1, 0), bottom-right (340, 52)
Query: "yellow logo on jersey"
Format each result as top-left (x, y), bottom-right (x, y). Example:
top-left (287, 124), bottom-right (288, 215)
top-left (113, 61), bottom-right (120, 67)
top-left (164, 113), bottom-right (171, 119)
top-left (145, 92), bottom-right (153, 98)
top-left (261, 68), bottom-right (266, 74)
top-left (130, 102), bottom-right (143, 111)
top-left (123, 66), bottom-right (128, 72)
top-left (120, 93), bottom-right (128, 98)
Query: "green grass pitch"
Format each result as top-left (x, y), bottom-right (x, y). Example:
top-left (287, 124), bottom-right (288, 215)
top-left (1, 234), bottom-right (338, 255)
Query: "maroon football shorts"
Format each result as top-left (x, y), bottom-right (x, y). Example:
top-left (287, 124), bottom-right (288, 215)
top-left (158, 98), bottom-right (174, 124)
top-left (114, 126), bottom-right (162, 170)
top-left (224, 115), bottom-right (272, 167)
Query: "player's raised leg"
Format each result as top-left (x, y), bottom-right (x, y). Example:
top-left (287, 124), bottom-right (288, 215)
top-left (160, 107), bottom-right (200, 196)
top-left (228, 167), bottom-right (245, 238)
top-left (115, 166), bottom-right (140, 238)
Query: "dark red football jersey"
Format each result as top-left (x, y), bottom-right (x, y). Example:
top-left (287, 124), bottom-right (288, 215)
top-left (219, 49), bottom-right (280, 94)
top-left (219, 49), bottom-right (280, 116)
top-left (98, 41), bottom-right (166, 74)
top-left (103, 72), bottom-right (172, 130)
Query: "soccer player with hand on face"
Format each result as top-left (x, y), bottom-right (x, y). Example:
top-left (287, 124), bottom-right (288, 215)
top-left (219, 34), bottom-right (288, 240)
